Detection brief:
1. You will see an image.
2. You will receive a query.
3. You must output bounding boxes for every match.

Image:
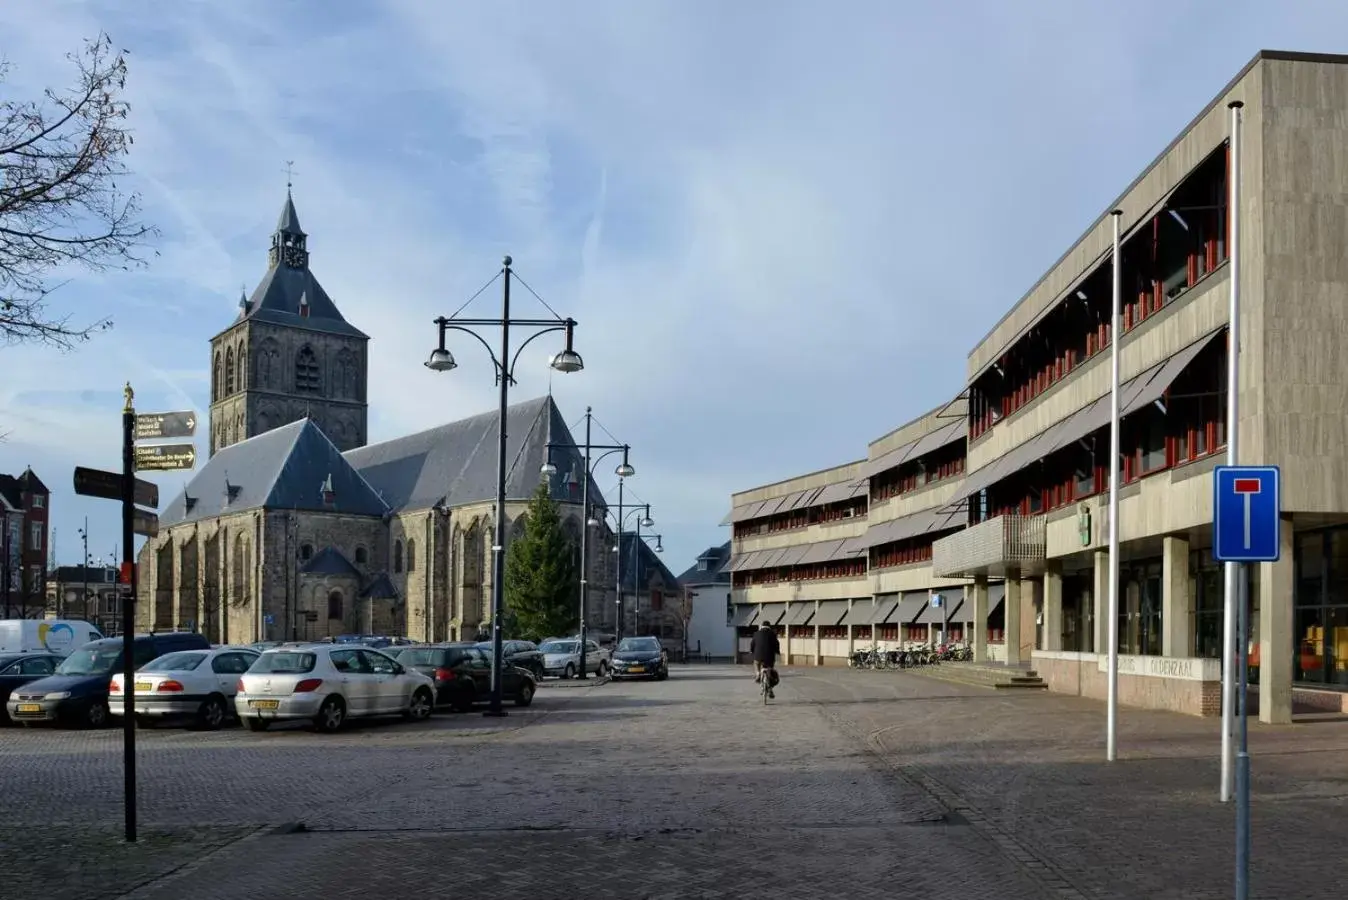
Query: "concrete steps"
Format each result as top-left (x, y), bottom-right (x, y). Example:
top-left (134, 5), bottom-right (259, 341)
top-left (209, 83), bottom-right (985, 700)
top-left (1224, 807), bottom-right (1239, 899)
top-left (904, 661), bottom-right (1048, 691)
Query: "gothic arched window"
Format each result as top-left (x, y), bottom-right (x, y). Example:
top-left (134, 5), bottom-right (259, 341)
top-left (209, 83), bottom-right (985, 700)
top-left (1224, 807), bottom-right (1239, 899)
top-left (394, 540), bottom-right (404, 573)
top-left (296, 346), bottom-right (321, 393)
top-left (355, 546), bottom-right (368, 565)
top-left (212, 352), bottom-right (222, 401)
top-left (235, 342), bottom-right (246, 390)
top-left (225, 347), bottom-right (236, 395)
top-left (327, 590), bottom-right (343, 620)
top-left (406, 538), bottom-right (416, 573)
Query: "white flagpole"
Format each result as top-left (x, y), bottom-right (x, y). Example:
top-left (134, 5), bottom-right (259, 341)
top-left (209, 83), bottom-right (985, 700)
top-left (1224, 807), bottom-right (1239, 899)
top-left (1107, 208), bottom-right (1122, 762)
top-left (1220, 99), bottom-right (1244, 804)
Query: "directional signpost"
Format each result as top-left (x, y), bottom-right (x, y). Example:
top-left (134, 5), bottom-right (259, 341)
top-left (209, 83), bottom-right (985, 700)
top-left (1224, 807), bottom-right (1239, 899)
top-left (69, 386), bottom-right (199, 845)
top-left (1213, 464), bottom-right (1281, 900)
top-left (133, 443), bottom-right (197, 472)
top-left (134, 410), bottom-right (197, 441)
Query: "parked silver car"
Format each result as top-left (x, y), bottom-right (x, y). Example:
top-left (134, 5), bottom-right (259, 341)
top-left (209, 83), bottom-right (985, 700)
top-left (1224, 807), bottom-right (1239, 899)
top-left (235, 644), bottom-right (435, 733)
top-left (538, 638), bottom-right (610, 679)
top-left (109, 646), bottom-right (259, 730)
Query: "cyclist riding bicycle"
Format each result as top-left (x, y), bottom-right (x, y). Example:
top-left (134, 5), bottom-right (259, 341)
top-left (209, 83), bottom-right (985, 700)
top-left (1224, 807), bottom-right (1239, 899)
top-left (750, 622), bottom-right (780, 699)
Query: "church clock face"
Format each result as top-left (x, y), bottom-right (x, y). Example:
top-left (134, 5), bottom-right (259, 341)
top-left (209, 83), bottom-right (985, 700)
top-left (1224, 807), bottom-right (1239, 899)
top-left (283, 246), bottom-right (306, 268)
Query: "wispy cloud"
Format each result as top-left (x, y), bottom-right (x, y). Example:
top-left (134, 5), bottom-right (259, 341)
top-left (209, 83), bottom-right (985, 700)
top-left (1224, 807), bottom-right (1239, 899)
top-left (3, 0), bottom-right (1348, 564)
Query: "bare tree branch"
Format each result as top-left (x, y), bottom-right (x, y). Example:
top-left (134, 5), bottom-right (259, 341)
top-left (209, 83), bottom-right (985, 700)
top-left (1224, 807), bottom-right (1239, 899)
top-left (0, 32), bottom-right (159, 349)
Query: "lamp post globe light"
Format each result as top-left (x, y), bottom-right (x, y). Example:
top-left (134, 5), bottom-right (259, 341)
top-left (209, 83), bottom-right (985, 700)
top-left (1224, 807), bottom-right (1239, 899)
top-left (539, 410), bottom-right (637, 679)
top-left (425, 255), bottom-right (582, 716)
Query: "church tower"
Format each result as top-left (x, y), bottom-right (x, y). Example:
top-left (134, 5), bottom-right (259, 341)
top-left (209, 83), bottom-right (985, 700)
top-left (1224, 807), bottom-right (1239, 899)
top-left (208, 189), bottom-right (370, 456)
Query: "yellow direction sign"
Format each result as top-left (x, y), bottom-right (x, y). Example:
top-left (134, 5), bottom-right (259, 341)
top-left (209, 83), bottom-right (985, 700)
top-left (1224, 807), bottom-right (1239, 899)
top-left (134, 443), bottom-right (197, 472)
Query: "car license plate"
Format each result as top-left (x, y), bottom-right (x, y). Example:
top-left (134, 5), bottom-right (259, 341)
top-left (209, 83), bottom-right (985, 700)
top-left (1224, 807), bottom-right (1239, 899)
top-left (249, 699), bottom-right (280, 710)
top-left (134, 682), bottom-right (152, 692)
top-left (16, 703), bottom-right (41, 713)
top-left (629, 666), bottom-right (644, 673)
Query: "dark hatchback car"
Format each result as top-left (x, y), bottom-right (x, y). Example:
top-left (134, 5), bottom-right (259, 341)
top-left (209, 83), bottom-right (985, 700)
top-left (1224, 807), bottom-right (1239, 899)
top-left (6, 632), bottom-right (210, 728)
top-left (385, 643), bottom-right (536, 711)
top-left (0, 653), bottom-right (62, 723)
top-left (473, 639), bottom-right (544, 678)
top-left (609, 636), bottom-right (669, 681)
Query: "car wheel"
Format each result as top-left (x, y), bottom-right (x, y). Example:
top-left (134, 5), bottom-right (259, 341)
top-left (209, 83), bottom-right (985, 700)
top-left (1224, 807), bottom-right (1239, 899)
top-left (563, 663), bottom-right (576, 680)
top-left (514, 682), bottom-right (535, 707)
top-left (404, 687), bottom-right (434, 721)
top-left (597, 661), bottom-right (609, 677)
top-left (84, 699), bottom-right (109, 729)
top-left (245, 718), bottom-right (270, 732)
top-left (313, 696), bottom-right (346, 733)
top-left (195, 695), bottom-right (228, 731)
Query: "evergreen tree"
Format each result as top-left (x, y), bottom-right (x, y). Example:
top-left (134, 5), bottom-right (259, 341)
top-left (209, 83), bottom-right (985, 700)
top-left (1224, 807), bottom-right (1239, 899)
top-left (504, 482), bottom-right (578, 640)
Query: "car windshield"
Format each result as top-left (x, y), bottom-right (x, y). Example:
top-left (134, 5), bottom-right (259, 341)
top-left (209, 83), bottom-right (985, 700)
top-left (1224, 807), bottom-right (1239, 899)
top-left (55, 646), bottom-right (124, 676)
top-left (251, 651), bottom-right (317, 674)
top-left (539, 641), bottom-right (577, 654)
top-left (618, 638), bottom-right (661, 653)
top-left (141, 651), bottom-right (206, 672)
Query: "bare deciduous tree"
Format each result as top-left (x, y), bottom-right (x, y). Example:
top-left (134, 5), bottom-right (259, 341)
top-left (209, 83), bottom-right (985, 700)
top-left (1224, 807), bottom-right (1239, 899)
top-left (0, 32), bottom-right (157, 349)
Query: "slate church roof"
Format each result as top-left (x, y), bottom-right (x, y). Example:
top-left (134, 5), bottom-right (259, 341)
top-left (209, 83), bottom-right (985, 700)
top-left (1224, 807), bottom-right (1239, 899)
top-left (220, 191), bottom-right (368, 340)
top-left (160, 419), bottom-right (390, 527)
top-left (616, 532), bottom-right (680, 594)
top-left (159, 396), bottom-right (605, 527)
top-left (344, 395), bottom-right (606, 514)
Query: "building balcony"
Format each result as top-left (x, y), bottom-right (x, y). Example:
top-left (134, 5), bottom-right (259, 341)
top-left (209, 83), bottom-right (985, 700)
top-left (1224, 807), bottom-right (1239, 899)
top-left (931, 514), bottom-right (1047, 579)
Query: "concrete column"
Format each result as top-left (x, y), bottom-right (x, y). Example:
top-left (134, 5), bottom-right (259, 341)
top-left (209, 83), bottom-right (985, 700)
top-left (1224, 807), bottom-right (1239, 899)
top-left (813, 600), bottom-right (822, 666)
top-left (1093, 549), bottom-right (1109, 655)
top-left (846, 599), bottom-right (856, 657)
top-left (1161, 535), bottom-right (1192, 658)
top-left (784, 618), bottom-right (793, 666)
top-left (1043, 563), bottom-right (1063, 652)
top-left (972, 577), bottom-right (989, 662)
top-left (1259, 514), bottom-right (1294, 724)
top-left (1005, 575), bottom-right (1022, 666)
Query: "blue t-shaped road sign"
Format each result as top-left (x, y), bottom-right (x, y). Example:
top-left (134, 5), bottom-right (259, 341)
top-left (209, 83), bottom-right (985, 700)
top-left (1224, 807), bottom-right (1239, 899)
top-left (1213, 465), bottom-right (1281, 562)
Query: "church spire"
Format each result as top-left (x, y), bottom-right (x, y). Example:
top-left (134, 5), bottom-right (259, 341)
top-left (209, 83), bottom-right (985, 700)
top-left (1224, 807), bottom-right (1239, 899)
top-left (268, 186), bottom-right (309, 270)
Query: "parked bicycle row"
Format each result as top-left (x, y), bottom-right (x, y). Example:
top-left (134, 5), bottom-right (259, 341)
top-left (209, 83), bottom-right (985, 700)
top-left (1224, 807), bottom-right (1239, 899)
top-left (848, 641), bottom-right (973, 670)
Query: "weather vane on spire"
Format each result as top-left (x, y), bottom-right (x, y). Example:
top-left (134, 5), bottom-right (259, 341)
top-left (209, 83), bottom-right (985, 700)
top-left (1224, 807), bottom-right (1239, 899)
top-left (283, 160), bottom-right (296, 192)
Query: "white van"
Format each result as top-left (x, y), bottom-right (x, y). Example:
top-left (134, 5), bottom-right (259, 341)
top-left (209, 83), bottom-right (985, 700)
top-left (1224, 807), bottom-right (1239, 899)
top-left (0, 619), bottom-right (104, 657)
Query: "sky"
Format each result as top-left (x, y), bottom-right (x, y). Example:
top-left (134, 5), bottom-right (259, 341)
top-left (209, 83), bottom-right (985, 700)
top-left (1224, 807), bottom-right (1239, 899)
top-left (1, 0), bottom-right (1346, 571)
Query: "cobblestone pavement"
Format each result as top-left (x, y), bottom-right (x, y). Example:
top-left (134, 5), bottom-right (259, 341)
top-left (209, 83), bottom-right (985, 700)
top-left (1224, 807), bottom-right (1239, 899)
top-left (4, 666), bottom-right (1346, 899)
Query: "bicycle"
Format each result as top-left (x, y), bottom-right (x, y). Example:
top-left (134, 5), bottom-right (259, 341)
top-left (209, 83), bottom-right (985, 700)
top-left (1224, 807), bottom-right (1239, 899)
top-left (759, 666), bottom-right (777, 704)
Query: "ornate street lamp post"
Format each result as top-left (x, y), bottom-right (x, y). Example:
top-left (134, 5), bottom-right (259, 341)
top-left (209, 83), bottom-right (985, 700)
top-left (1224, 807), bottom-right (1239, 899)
top-left (425, 255), bottom-right (583, 716)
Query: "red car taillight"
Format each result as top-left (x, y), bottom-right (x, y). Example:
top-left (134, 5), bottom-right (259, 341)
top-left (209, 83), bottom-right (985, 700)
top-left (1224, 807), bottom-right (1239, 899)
top-left (236, 678), bottom-right (246, 692)
top-left (157, 680), bottom-right (185, 693)
top-left (434, 667), bottom-right (455, 681)
top-left (293, 678), bottom-right (323, 693)
top-left (110, 681), bottom-right (121, 693)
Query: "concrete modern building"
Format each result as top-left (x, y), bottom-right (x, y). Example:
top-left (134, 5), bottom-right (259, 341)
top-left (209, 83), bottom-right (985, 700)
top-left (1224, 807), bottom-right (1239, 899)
top-left (726, 50), bottom-right (1348, 723)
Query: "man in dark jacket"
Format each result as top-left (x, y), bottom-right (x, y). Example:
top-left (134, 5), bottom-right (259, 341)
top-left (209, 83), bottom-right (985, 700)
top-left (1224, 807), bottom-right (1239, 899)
top-left (750, 623), bottom-right (780, 696)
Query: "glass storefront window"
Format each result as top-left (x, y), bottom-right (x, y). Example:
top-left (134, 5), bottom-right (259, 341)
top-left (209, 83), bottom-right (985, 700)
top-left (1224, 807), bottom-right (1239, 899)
top-left (1119, 559), bottom-right (1163, 656)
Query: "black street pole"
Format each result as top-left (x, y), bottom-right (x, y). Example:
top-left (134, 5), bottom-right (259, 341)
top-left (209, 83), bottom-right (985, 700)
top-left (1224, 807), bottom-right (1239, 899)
top-left (120, 383), bottom-right (138, 843)
top-left (485, 258), bottom-right (513, 718)
top-left (614, 480), bottom-right (624, 641)
top-left (578, 408), bottom-right (591, 679)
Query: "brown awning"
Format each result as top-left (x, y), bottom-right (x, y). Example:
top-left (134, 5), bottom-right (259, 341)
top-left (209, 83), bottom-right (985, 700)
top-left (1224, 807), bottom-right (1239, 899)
top-left (786, 603), bottom-right (816, 626)
top-left (815, 600), bottom-right (849, 626)
top-left (864, 506), bottom-right (966, 549)
top-left (732, 605), bottom-right (759, 626)
top-left (759, 603), bottom-right (787, 626)
top-left (905, 419), bottom-right (966, 461)
top-left (869, 597), bottom-right (901, 624)
top-left (840, 601), bottom-right (876, 626)
top-left (1122, 327), bottom-right (1225, 417)
top-left (916, 592), bottom-right (962, 625)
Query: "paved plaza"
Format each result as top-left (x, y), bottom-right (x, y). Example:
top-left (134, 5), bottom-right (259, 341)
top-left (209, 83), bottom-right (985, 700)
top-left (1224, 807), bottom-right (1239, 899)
top-left (2, 666), bottom-right (1346, 899)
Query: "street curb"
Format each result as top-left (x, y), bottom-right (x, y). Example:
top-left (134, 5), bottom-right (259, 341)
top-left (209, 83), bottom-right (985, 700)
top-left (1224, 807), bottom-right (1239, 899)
top-left (109, 824), bottom-right (276, 899)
